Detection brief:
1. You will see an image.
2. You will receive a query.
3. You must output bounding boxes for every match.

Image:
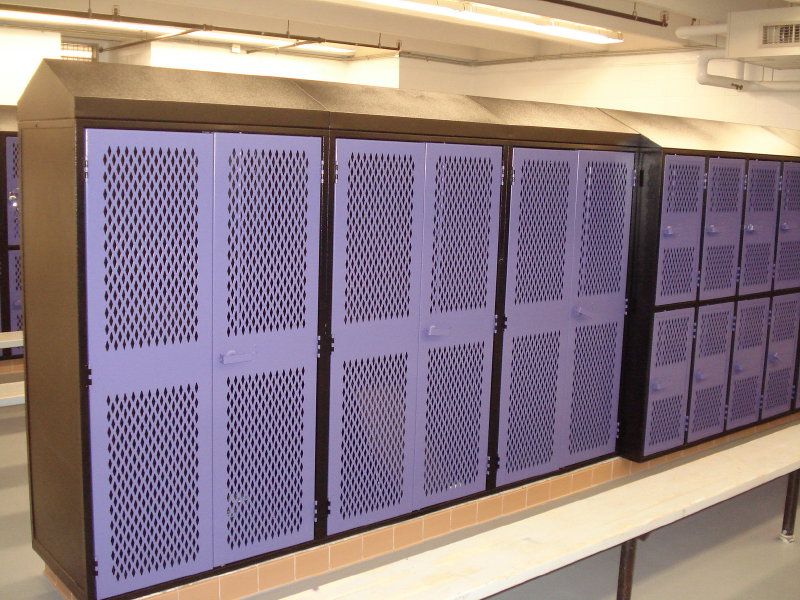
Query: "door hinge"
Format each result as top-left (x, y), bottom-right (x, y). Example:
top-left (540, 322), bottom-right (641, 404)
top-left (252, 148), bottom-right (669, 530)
top-left (313, 499), bottom-right (332, 522)
top-left (83, 159), bottom-right (89, 180)
top-left (321, 161), bottom-right (325, 185)
top-left (487, 455), bottom-right (499, 475)
top-left (703, 172), bottom-right (708, 191)
top-left (317, 335), bottom-right (334, 357)
top-left (684, 414), bottom-right (690, 433)
top-left (334, 161), bottom-right (339, 183)
top-left (494, 314), bottom-right (507, 334)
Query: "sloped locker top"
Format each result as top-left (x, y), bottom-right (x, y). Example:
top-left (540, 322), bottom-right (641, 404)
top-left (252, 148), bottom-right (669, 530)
top-left (775, 162), bottom-right (800, 290)
top-left (655, 155), bottom-right (704, 306)
top-left (699, 159), bottom-right (745, 301)
top-left (740, 160), bottom-right (780, 296)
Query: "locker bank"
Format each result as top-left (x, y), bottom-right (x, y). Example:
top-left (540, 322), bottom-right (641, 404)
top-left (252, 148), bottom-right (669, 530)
top-left (16, 59), bottom-right (800, 600)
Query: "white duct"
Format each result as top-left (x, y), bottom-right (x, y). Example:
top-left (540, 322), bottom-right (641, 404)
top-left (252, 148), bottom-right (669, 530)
top-left (696, 49), bottom-right (800, 92)
top-left (675, 24), bottom-right (729, 40)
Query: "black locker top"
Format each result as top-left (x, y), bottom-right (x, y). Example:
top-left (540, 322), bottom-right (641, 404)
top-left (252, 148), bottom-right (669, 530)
top-left (604, 108), bottom-right (800, 158)
top-left (18, 59), bottom-right (643, 147)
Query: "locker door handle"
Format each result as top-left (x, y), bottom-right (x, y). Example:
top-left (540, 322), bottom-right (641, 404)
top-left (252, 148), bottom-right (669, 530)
top-left (220, 350), bottom-right (256, 365)
top-left (768, 352), bottom-right (780, 364)
top-left (744, 223), bottom-right (757, 234)
top-left (694, 371), bottom-right (707, 382)
top-left (572, 306), bottom-right (588, 319)
top-left (662, 225), bottom-right (675, 237)
top-left (705, 224), bottom-right (720, 235)
top-left (650, 380), bottom-right (665, 392)
top-left (733, 363), bottom-right (745, 374)
top-left (7, 191), bottom-right (17, 207)
top-left (780, 222), bottom-right (792, 232)
top-left (426, 325), bottom-right (451, 338)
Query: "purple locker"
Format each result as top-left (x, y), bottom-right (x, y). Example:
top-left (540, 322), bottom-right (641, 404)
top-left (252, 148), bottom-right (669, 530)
top-left (740, 161), bottom-right (780, 296)
top-left (566, 150), bottom-right (634, 465)
top-left (8, 249), bottom-right (22, 356)
top-left (497, 149), bottom-right (578, 485)
top-left (85, 130), bottom-right (214, 598)
top-left (211, 134), bottom-right (320, 565)
top-left (655, 155), bottom-right (704, 306)
top-left (643, 308), bottom-right (694, 455)
top-left (762, 293), bottom-right (800, 419)
top-left (413, 144), bottom-right (501, 509)
top-left (699, 159), bottom-right (745, 301)
top-left (328, 139), bottom-right (425, 534)
top-left (727, 297), bottom-right (770, 429)
top-left (687, 303), bottom-right (734, 442)
top-left (6, 136), bottom-right (19, 246)
top-left (775, 162), bottom-right (800, 290)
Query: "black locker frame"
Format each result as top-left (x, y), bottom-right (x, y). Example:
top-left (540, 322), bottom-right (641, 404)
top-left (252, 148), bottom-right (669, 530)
top-left (18, 60), bottom-right (800, 600)
top-left (615, 112), bottom-right (800, 462)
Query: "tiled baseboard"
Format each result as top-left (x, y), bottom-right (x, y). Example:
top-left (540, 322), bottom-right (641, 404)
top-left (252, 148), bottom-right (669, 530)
top-left (45, 412), bottom-right (800, 600)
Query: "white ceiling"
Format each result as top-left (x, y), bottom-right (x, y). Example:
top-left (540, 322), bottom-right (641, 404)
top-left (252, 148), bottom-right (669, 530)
top-left (5, 0), bottom-right (794, 61)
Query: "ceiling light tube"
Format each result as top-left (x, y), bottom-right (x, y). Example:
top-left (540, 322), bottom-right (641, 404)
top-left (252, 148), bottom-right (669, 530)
top-left (289, 42), bottom-right (357, 55)
top-left (185, 30), bottom-right (296, 48)
top-left (0, 8), bottom-right (179, 35)
top-left (344, 0), bottom-right (623, 44)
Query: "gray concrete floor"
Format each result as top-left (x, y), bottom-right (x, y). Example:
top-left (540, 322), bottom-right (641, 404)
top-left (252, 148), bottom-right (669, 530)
top-left (2, 402), bottom-right (799, 600)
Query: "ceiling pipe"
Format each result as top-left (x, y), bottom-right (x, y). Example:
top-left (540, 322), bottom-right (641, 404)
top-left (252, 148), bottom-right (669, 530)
top-left (697, 49), bottom-right (800, 92)
top-left (675, 23), bottom-right (728, 40)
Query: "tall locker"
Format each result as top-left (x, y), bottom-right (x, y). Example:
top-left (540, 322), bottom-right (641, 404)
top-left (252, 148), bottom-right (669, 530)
top-left (654, 155), bottom-right (704, 306)
top-left (85, 130), bottom-right (215, 598)
top-left (328, 140), bottom-right (425, 534)
top-left (211, 134), bottom-right (320, 564)
top-left (699, 159), bottom-right (745, 301)
top-left (642, 308), bottom-right (694, 455)
top-left (762, 293), bottom-right (800, 419)
top-left (6, 136), bottom-right (19, 245)
top-left (775, 162), bottom-right (800, 290)
top-left (565, 151), bottom-right (634, 465)
top-left (8, 249), bottom-right (22, 336)
top-left (497, 149), bottom-right (578, 485)
top-left (739, 161), bottom-right (780, 296)
top-left (413, 144), bottom-right (500, 509)
top-left (726, 297), bottom-right (770, 429)
top-left (687, 303), bottom-right (734, 442)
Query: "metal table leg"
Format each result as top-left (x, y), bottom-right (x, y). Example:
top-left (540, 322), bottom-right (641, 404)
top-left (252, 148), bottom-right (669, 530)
top-left (617, 539), bottom-right (637, 600)
top-left (780, 469), bottom-right (800, 543)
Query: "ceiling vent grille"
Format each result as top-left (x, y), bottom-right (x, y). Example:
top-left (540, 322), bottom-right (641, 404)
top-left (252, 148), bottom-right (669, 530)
top-left (762, 24), bottom-right (800, 45)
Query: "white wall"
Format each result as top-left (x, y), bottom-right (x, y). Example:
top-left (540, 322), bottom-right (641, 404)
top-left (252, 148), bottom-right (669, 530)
top-left (400, 52), bottom-right (800, 129)
top-left (0, 27), bottom-right (61, 105)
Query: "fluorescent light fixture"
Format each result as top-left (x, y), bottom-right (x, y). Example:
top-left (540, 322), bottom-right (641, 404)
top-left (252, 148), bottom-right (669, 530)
top-left (346, 0), bottom-right (624, 44)
top-left (186, 30), bottom-right (295, 49)
top-left (291, 42), bottom-right (357, 55)
top-left (0, 8), bottom-right (178, 35)
top-left (61, 46), bottom-right (94, 60)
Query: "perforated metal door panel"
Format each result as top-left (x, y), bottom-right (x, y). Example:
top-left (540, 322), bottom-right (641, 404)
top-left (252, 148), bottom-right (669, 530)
top-left (775, 162), bottom-right (800, 290)
top-left (85, 129), bottom-right (214, 599)
top-left (762, 293), bottom-right (800, 419)
top-left (687, 303), bottom-right (734, 443)
top-left (412, 143), bottom-right (500, 508)
top-left (497, 148), bottom-right (578, 486)
top-left (566, 150), bottom-right (634, 465)
top-left (643, 308), bottom-right (695, 456)
top-left (328, 139), bottom-right (424, 534)
top-left (740, 161), bottom-right (780, 296)
top-left (8, 249), bottom-right (22, 356)
top-left (211, 134), bottom-right (320, 565)
top-left (700, 159), bottom-right (745, 301)
top-left (6, 136), bottom-right (19, 246)
top-left (655, 155), bottom-right (704, 306)
top-left (727, 297), bottom-right (770, 429)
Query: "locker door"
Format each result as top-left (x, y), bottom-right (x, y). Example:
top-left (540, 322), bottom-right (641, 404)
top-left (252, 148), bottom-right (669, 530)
top-left (687, 303), bottom-right (734, 443)
top-left (565, 151), bottom-right (634, 465)
top-left (413, 144), bottom-right (501, 508)
top-left (740, 161), bottom-right (780, 296)
top-left (775, 162), bottom-right (800, 290)
top-left (655, 155), bottom-right (704, 306)
top-left (497, 149), bottom-right (578, 485)
top-left (727, 297), bottom-right (770, 429)
top-left (762, 293), bottom-right (800, 419)
top-left (643, 308), bottom-right (694, 456)
top-left (85, 130), bottom-right (214, 599)
top-left (328, 140), bottom-right (425, 534)
top-left (6, 136), bottom-right (19, 246)
top-left (211, 134), bottom-right (320, 565)
top-left (8, 248), bottom-right (22, 356)
top-left (699, 159), bottom-right (745, 301)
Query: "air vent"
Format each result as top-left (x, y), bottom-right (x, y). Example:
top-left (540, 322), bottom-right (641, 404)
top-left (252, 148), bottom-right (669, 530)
top-left (762, 24), bottom-right (800, 45)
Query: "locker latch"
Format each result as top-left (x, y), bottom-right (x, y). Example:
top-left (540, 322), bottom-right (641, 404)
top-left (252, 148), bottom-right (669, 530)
top-left (486, 454), bottom-right (499, 475)
top-left (318, 335), bottom-right (335, 357)
top-left (494, 314), bottom-right (507, 333)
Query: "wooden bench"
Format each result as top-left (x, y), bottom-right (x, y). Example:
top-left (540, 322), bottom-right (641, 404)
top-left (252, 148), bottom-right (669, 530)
top-left (0, 330), bottom-right (23, 349)
top-left (0, 330), bottom-right (25, 407)
top-left (277, 423), bottom-right (800, 600)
